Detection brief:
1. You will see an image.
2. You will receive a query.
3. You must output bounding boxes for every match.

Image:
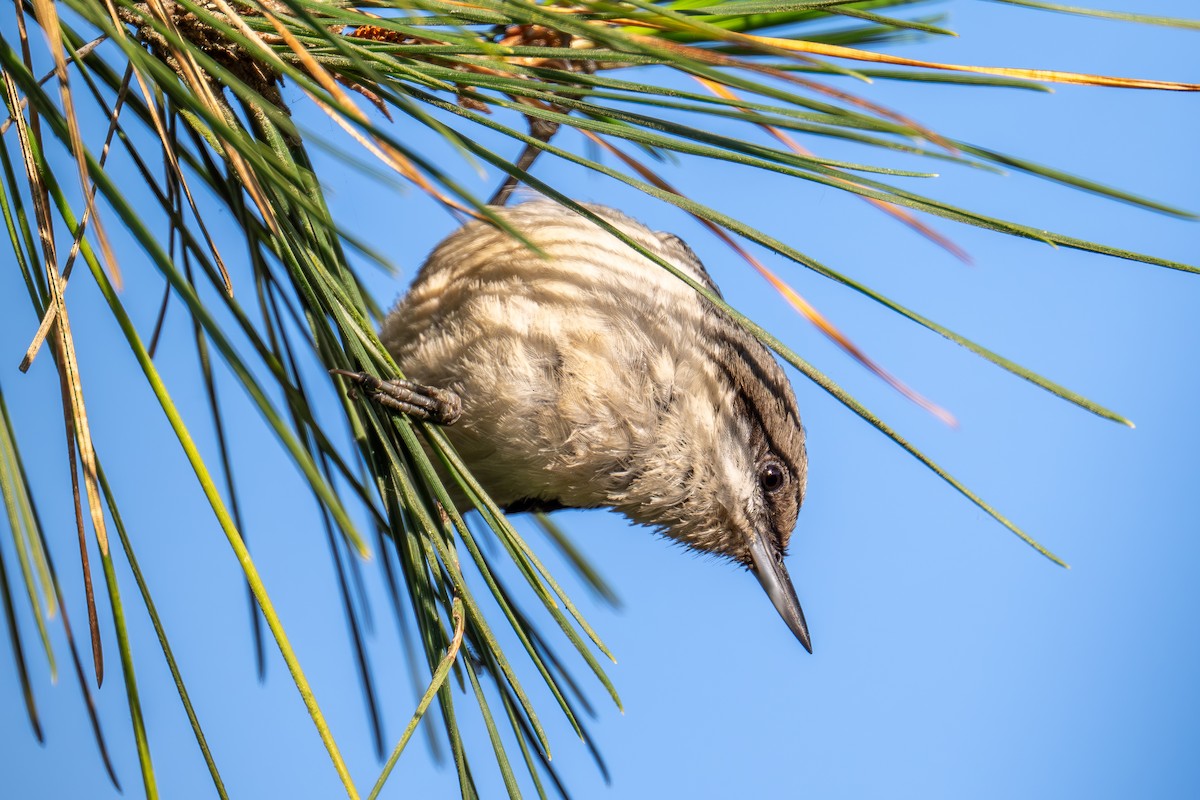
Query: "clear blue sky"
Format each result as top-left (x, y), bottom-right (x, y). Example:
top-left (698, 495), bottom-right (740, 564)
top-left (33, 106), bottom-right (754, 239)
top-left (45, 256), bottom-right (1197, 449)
top-left (2, 2), bottom-right (1198, 798)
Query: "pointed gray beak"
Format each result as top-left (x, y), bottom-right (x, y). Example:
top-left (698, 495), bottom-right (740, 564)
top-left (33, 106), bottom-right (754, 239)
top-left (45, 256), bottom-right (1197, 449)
top-left (747, 531), bottom-right (812, 653)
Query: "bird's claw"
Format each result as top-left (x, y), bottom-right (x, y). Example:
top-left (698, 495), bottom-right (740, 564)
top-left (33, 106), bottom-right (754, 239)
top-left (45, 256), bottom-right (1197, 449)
top-left (331, 369), bottom-right (462, 426)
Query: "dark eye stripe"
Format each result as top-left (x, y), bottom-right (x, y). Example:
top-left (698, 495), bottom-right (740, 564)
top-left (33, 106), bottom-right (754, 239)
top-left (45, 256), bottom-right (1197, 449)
top-left (717, 366), bottom-right (803, 483)
top-left (703, 321), bottom-right (804, 480)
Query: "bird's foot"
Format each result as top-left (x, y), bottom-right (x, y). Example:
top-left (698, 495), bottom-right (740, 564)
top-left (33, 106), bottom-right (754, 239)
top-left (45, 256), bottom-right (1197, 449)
top-left (331, 369), bottom-right (462, 426)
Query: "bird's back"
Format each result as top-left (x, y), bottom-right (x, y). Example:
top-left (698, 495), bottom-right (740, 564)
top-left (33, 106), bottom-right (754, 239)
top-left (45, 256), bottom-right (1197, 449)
top-left (380, 202), bottom-right (728, 510)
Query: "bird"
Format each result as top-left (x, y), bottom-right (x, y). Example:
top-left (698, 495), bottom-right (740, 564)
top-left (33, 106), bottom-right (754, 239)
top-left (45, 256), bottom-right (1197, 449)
top-left (340, 200), bottom-right (812, 651)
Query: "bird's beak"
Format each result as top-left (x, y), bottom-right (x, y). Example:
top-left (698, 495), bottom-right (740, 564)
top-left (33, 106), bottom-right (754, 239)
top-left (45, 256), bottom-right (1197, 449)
top-left (747, 531), bottom-right (812, 653)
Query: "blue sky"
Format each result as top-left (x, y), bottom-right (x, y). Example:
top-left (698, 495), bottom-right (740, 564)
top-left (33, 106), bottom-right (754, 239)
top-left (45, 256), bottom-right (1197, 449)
top-left (2, 2), bottom-right (1198, 798)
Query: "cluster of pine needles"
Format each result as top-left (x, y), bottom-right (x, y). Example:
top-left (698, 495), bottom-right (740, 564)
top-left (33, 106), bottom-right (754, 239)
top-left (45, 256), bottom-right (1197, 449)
top-left (0, 1), bottom-right (1196, 797)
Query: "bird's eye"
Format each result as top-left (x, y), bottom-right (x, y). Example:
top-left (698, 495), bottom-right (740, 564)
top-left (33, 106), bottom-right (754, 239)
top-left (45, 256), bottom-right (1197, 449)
top-left (759, 462), bottom-right (786, 493)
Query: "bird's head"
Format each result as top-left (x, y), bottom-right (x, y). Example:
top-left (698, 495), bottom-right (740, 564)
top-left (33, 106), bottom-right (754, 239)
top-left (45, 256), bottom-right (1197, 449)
top-left (618, 335), bottom-right (812, 651)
